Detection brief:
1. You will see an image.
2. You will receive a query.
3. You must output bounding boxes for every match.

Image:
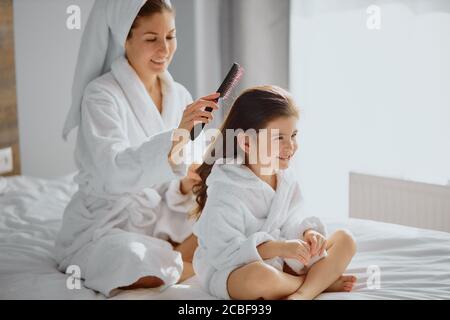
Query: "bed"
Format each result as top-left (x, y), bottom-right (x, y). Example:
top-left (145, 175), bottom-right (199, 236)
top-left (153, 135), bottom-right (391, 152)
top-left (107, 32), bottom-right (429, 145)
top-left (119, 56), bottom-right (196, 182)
top-left (0, 174), bottom-right (449, 300)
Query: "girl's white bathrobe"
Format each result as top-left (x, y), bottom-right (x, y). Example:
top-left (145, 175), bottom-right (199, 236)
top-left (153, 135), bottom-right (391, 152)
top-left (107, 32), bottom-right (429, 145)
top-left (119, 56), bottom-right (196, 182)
top-left (55, 56), bottom-right (196, 297)
top-left (193, 162), bottom-right (328, 300)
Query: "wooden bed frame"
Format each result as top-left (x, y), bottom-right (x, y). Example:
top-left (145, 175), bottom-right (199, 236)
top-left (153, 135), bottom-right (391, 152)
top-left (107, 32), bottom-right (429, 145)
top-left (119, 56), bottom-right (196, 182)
top-left (0, 0), bottom-right (20, 176)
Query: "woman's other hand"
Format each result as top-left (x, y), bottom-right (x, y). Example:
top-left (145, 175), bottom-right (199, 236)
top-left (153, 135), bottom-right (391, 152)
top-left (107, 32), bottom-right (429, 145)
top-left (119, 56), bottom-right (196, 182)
top-left (180, 163), bottom-right (202, 195)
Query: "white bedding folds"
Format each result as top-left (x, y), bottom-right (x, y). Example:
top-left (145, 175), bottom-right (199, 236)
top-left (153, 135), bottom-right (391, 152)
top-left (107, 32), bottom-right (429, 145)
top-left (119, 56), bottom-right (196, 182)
top-left (0, 174), bottom-right (449, 300)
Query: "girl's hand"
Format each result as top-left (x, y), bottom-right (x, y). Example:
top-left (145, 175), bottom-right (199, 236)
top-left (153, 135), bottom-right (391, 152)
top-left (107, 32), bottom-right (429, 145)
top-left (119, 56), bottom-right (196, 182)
top-left (303, 230), bottom-right (327, 257)
top-left (177, 93), bottom-right (220, 133)
top-left (280, 239), bottom-right (311, 266)
top-left (180, 164), bottom-right (202, 195)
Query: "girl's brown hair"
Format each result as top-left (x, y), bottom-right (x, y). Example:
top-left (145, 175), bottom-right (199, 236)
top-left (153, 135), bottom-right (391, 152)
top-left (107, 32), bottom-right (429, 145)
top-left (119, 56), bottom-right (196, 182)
top-left (190, 85), bottom-right (299, 220)
top-left (127, 0), bottom-right (174, 40)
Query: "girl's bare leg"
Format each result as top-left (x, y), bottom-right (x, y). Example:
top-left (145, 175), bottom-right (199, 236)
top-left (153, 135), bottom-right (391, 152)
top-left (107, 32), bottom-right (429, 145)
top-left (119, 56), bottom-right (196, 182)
top-left (324, 275), bottom-right (357, 292)
top-left (287, 230), bottom-right (357, 300)
top-left (227, 261), bottom-right (306, 300)
top-left (283, 243), bottom-right (356, 294)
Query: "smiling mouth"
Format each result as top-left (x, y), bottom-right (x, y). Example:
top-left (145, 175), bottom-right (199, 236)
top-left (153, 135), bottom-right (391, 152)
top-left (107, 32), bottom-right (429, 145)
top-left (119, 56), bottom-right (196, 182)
top-left (151, 59), bottom-right (167, 65)
top-left (278, 155), bottom-right (292, 161)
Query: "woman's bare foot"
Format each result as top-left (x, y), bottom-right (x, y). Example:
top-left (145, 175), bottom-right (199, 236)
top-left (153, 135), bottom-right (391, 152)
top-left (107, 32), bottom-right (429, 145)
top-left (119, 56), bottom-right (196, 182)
top-left (119, 276), bottom-right (164, 290)
top-left (324, 275), bottom-right (357, 292)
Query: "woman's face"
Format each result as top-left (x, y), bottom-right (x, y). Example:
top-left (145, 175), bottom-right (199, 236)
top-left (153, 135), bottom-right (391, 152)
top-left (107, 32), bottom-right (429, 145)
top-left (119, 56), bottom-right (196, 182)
top-left (125, 11), bottom-right (177, 78)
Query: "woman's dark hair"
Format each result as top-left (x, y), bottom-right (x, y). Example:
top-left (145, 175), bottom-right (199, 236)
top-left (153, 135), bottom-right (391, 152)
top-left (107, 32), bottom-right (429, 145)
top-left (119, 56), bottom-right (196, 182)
top-left (127, 0), bottom-right (174, 40)
top-left (190, 85), bottom-right (300, 220)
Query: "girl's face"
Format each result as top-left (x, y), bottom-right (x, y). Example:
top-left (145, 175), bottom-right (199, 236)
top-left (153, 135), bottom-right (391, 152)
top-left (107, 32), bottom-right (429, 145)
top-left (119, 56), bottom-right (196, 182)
top-left (125, 11), bottom-right (177, 78)
top-left (244, 116), bottom-right (299, 174)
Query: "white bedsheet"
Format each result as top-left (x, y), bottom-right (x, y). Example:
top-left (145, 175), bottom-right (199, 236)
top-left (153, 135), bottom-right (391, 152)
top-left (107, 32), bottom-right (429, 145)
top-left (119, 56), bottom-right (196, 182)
top-left (0, 174), bottom-right (449, 300)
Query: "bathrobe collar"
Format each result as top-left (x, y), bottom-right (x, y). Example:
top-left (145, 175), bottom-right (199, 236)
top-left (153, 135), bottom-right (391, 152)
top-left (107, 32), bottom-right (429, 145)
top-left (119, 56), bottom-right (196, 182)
top-left (206, 162), bottom-right (299, 233)
top-left (111, 55), bottom-right (177, 137)
top-left (206, 162), bottom-right (296, 192)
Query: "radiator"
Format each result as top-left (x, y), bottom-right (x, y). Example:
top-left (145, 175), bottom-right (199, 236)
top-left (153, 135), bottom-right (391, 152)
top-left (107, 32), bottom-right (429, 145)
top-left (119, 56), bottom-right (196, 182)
top-left (349, 172), bottom-right (450, 233)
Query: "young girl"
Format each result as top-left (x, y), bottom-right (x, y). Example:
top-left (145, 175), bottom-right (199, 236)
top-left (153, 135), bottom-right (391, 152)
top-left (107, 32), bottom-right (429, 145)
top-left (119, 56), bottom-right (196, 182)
top-left (191, 86), bottom-right (357, 300)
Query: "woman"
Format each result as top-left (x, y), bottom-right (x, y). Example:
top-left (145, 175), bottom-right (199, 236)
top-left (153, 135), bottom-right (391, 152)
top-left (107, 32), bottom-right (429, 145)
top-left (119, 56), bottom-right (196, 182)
top-left (56, 0), bottom-right (218, 297)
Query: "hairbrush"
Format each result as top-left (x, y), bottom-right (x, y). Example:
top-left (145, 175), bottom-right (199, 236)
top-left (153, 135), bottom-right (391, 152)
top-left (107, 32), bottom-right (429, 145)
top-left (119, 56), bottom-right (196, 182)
top-left (190, 63), bottom-right (244, 141)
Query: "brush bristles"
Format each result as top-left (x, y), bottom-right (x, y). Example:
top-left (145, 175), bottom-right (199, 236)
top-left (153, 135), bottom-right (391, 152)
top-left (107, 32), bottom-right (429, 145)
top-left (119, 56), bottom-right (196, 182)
top-left (218, 63), bottom-right (244, 100)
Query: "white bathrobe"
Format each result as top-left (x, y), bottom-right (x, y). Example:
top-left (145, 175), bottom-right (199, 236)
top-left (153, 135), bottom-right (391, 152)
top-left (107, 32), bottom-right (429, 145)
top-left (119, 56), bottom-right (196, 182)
top-left (55, 56), bottom-right (196, 297)
top-left (192, 162), bottom-right (328, 300)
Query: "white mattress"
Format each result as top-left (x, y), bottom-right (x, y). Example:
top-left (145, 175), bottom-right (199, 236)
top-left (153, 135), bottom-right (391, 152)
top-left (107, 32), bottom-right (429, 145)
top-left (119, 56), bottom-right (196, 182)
top-left (0, 174), bottom-right (449, 300)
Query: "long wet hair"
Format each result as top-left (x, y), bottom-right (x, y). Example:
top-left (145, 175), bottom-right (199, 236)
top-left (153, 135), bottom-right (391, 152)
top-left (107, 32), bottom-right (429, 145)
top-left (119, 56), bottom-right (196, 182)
top-left (127, 0), bottom-right (174, 40)
top-left (190, 85), bottom-right (300, 220)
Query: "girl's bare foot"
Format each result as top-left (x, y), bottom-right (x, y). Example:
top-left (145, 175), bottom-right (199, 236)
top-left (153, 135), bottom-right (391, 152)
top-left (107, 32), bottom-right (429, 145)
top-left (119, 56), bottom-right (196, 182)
top-left (286, 275), bottom-right (357, 299)
top-left (324, 275), bottom-right (357, 292)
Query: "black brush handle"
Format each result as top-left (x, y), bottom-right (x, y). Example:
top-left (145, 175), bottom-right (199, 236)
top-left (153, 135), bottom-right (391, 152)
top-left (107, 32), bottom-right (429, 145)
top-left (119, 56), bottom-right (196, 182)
top-left (189, 63), bottom-right (242, 141)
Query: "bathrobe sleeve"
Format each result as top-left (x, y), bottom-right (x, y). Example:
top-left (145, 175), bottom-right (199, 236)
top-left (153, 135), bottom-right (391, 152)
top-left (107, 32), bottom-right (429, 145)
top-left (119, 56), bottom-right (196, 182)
top-left (281, 214), bottom-right (328, 240)
top-left (280, 184), bottom-right (327, 240)
top-left (80, 83), bottom-right (186, 194)
top-left (196, 194), bottom-right (275, 271)
top-left (157, 179), bottom-right (195, 213)
top-left (157, 83), bottom-right (196, 213)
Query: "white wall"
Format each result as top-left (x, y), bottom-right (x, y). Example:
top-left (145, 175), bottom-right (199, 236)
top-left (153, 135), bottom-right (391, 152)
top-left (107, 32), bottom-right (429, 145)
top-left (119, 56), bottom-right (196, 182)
top-left (13, 0), bottom-right (202, 178)
top-left (13, 0), bottom-right (94, 178)
top-left (194, 0), bottom-right (223, 96)
top-left (169, 0), bottom-right (199, 97)
top-left (290, 0), bottom-right (450, 220)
